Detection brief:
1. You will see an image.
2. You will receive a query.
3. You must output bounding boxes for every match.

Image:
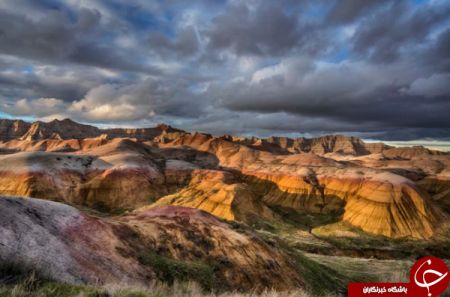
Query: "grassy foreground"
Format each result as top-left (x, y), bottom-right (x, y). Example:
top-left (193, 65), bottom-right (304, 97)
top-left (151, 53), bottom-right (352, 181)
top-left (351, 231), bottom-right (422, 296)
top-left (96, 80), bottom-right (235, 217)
top-left (0, 260), bottom-right (335, 297)
top-left (0, 274), bottom-right (330, 297)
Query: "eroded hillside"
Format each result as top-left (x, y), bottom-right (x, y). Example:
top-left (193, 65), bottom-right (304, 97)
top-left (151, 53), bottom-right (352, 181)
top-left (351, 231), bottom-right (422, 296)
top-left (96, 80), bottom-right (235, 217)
top-left (1, 119), bottom-right (448, 239)
top-left (0, 119), bottom-right (449, 295)
top-left (0, 197), bottom-right (302, 292)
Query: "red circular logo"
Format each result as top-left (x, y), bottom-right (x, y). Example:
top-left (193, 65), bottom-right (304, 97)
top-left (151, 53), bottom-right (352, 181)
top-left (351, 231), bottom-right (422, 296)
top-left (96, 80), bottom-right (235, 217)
top-left (410, 256), bottom-right (449, 297)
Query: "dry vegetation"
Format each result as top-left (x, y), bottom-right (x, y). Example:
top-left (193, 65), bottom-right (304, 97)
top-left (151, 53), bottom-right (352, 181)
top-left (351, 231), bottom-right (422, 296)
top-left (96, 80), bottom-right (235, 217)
top-left (0, 275), bottom-right (333, 297)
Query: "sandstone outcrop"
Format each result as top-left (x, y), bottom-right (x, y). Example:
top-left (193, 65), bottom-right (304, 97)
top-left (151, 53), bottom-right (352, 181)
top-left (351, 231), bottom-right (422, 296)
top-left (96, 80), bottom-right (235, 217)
top-left (155, 132), bottom-right (447, 239)
top-left (0, 118), bottom-right (448, 239)
top-left (148, 170), bottom-right (277, 221)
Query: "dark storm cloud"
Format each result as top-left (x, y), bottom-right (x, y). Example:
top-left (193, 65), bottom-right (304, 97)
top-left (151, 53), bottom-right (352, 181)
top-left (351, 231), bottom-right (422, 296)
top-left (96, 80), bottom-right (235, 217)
top-left (326, 0), bottom-right (394, 24)
top-left (206, 1), bottom-right (322, 56)
top-left (225, 83), bottom-right (450, 129)
top-left (423, 27), bottom-right (450, 72)
top-left (0, 62), bottom-right (120, 102)
top-left (219, 53), bottom-right (450, 139)
top-left (0, 0), bottom-right (449, 141)
top-left (0, 72), bottom-right (86, 101)
top-left (352, 0), bottom-right (450, 63)
top-left (148, 26), bottom-right (199, 59)
top-left (0, 10), bottom-right (75, 60)
top-left (0, 8), bottom-right (157, 73)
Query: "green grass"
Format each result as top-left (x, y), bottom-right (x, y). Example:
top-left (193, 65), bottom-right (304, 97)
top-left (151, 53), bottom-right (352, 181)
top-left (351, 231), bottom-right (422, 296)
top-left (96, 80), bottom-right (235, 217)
top-left (290, 252), bottom-right (347, 296)
top-left (137, 252), bottom-right (218, 291)
top-left (313, 221), bottom-right (450, 259)
top-left (0, 266), bottom-right (194, 297)
top-left (245, 206), bottom-right (342, 236)
top-left (248, 211), bottom-right (449, 296)
top-left (0, 274), bottom-right (106, 297)
top-left (0, 261), bottom-right (107, 297)
top-left (247, 212), bottom-right (338, 256)
top-left (252, 228), bottom-right (346, 296)
top-left (89, 200), bottom-right (131, 215)
top-left (268, 206), bottom-right (343, 230)
top-left (304, 253), bottom-right (411, 283)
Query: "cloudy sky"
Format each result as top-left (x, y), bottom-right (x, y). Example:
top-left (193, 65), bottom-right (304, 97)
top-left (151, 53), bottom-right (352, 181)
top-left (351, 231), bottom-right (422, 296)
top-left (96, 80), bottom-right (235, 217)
top-left (0, 0), bottom-right (449, 142)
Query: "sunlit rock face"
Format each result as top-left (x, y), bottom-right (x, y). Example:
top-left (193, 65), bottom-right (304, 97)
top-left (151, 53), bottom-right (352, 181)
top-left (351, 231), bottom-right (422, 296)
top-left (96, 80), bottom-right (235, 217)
top-left (0, 119), bottom-right (448, 239)
top-left (0, 119), bottom-right (183, 142)
top-left (156, 132), bottom-right (446, 239)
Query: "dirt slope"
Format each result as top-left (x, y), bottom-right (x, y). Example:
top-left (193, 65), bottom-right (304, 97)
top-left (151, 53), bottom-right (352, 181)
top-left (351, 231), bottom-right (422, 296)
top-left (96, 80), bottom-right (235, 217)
top-left (0, 196), bottom-right (302, 291)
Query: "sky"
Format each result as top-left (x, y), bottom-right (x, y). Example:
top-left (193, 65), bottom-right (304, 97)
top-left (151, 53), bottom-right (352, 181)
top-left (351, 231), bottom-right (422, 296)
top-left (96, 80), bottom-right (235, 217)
top-left (0, 0), bottom-right (449, 142)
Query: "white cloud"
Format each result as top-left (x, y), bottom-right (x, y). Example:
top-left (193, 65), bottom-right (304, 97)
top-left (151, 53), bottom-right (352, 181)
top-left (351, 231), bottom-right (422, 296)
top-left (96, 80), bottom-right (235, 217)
top-left (68, 83), bottom-right (156, 121)
top-left (3, 98), bottom-right (66, 117)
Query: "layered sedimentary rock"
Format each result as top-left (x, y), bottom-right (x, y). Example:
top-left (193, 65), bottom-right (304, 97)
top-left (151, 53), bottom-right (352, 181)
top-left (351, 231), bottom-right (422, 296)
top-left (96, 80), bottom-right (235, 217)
top-left (156, 133), bottom-right (446, 239)
top-left (0, 197), bottom-right (301, 291)
top-left (0, 118), bottom-right (448, 239)
top-left (0, 119), bottom-right (183, 142)
top-left (4, 118), bottom-right (445, 157)
top-left (0, 147), bottom-right (166, 212)
top-left (231, 134), bottom-right (389, 155)
top-left (149, 170), bottom-right (276, 221)
top-left (243, 168), bottom-right (438, 238)
top-left (19, 119), bottom-right (101, 141)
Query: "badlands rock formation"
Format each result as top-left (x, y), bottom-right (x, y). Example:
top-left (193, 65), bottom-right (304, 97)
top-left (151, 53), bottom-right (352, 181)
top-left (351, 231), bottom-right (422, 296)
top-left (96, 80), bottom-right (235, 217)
top-left (0, 196), bottom-right (301, 291)
top-left (0, 119), bottom-right (448, 240)
top-left (0, 118), bottom-right (183, 142)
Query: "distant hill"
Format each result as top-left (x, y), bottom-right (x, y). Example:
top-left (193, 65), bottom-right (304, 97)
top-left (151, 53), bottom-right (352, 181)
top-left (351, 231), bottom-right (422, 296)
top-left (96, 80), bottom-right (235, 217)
top-left (1, 118), bottom-right (446, 157)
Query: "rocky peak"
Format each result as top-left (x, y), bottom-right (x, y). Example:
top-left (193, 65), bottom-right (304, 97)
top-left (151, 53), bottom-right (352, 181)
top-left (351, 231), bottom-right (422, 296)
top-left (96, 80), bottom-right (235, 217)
top-left (19, 119), bottom-right (101, 141)
top-left (234, 134), bottom-right (391, 156)
top-left (0, 119), bottom-right (31, 141)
